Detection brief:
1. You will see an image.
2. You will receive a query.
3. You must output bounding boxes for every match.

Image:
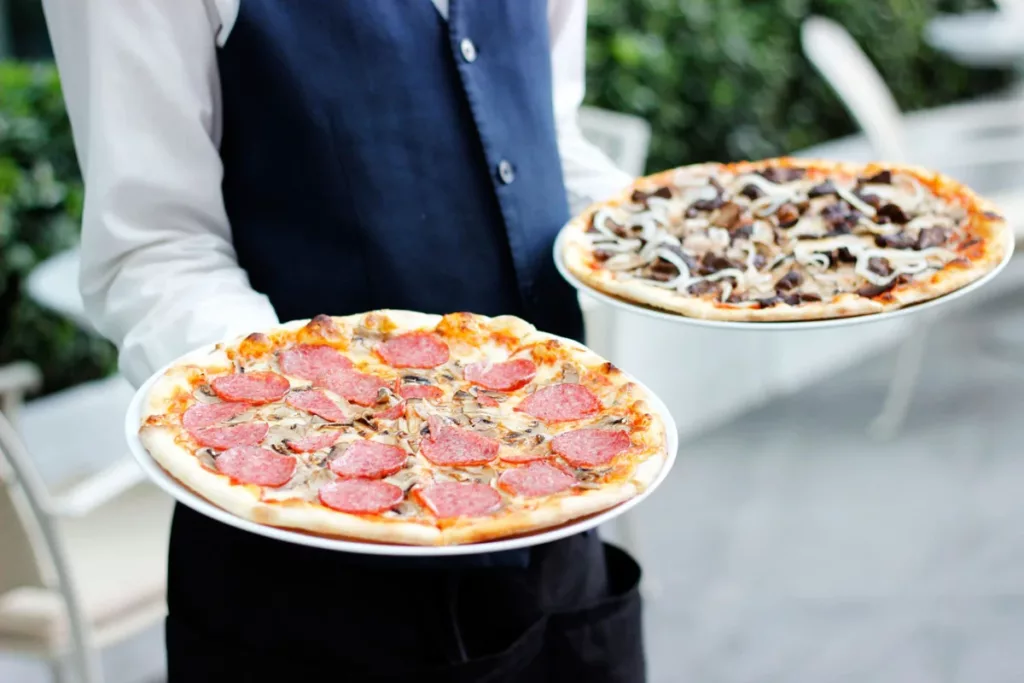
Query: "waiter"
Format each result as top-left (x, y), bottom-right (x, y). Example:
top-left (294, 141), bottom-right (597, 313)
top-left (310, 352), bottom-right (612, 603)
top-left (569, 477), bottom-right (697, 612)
top-left (42, 1), bottom-right (642, 680)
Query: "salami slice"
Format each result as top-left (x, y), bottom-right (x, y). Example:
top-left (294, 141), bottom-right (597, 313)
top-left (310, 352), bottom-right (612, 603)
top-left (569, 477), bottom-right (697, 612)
top-left (193, 422), bottom-right (269, 450)
top-left (418, 481), bottom-right (502, 519)
top-left (278, 344), bottom-right (352, 381)
top-left (329, 440), bottom-right (407, 479)
top-left (285, 431), bottom-right (341, 453)
top-left (215, 446), bottom-right (296, 486)
top-left (183, 401), bottom-right (250, 431)
top-left (376, 332), bottom-right (449, 368)
top-left (317, 368), bottom-right (388, 407)
top-left (211, 371), bottom-right (290, 404)
top-left (514, 383), bottom-right (601, 423)
top-left (475, 393), bottom-right (499, 408)
top-left (550, 428), bottom-right (631, 468)
top-left (419, 418), bottom-right (499, 466)
top-left (285, 390), bottom-right (349, 423)
top-left (318, 479), bottom-right (403, 514)
top-left (498, 461), bottom-right (576, 497)
top-left (374, 402), bottom-right (406, 421)
top-left (464, 359), bottom-right (537, 392)
top-left (396, 382), bottom-right (443, 401)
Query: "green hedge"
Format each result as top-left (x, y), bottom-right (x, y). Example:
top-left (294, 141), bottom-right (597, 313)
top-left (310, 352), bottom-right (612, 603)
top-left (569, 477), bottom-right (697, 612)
top-left (585, 0), bottom-right (1011, 172)
top-left (0, 0), bottom-right (1012, 395)
top-left (0, 64), bottom-right (117, 393)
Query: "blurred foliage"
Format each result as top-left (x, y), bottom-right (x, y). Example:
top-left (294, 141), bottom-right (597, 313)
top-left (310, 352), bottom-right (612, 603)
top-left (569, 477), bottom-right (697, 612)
top-left (0, 63), bottom-right (116, 394)
top-left (585, 0), bottom-right (1013, 172)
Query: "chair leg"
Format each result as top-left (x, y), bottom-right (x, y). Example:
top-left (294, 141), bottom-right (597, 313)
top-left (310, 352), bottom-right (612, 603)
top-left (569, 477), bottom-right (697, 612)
top-left (868, 322), bottom-right (930, 440)
top-left (47, 659), bottom-right (66, 683)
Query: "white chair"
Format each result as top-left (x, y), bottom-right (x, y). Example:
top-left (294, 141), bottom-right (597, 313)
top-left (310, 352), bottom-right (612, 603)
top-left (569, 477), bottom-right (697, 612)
top-left (24, 248), bottom-right (93, 333)
top-left (577, 106), bottom-right (652, 179)
top-left (0, 362), bottom-right (173, 683)
top-left (800, 15), bottom-right (1024, 439)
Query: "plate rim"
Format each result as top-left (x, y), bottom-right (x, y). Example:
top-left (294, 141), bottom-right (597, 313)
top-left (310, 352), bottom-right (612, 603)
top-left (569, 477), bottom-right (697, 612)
top-left (554, 223), bottom-right (1016, 331)
top-left (124, 333), bottom-right (679, 557)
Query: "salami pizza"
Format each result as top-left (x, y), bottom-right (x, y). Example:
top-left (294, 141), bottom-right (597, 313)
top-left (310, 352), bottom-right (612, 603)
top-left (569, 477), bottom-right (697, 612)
top-left (137, 311), bottom-right (668, 546)
top-left (561, 158), bottom-right (1011, 321)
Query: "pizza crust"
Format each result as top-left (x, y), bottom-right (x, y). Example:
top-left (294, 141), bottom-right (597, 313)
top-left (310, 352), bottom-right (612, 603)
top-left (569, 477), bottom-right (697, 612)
top-left (137, 310), bottom-right (671, 546)
top-left (140, 425), bottom-right (443, 545)
top-left (562, 158), bottom-right (1011, 322)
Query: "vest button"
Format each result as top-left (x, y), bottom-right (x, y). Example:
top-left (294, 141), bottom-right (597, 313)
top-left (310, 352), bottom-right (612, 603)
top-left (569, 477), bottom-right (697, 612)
top-left (498, 159), bottom-right (515, 185)
top-left (460, 38), bottom-right (478, 63)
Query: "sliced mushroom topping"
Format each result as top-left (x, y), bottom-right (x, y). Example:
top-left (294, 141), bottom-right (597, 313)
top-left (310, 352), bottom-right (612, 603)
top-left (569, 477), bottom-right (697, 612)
top-left (857, 281), bottom-right (896, 298)
top-left (659, 243), bottom-right (698, 271)
top-left (833, 247), bottom-right (858, 264)
top-left (775, 203), bottom-right (801, 228)
top-left (712, 202), bottom-right (743, 230)
top-left (856, 192), bottom-right (883, 210)
top-left (740, 183), bottom-right (765, 200)
top-left (866, 257), bottom-right (893, 277)
top-left (630, 187), bottom-right (672, 206)
top-left (588, 209), bottom-right (629, 238)
top-left (560, 363), bottom-right (580, 384)
top-left (757, 166), bottom-right (804, 183)
top-left (687, 280), bottom-right (721, 296)
top-left (821, 201), bottom-right (860, 234)
top-left (874, 233), bottom-right (917, 249)
top-left (696, 253), bottom-right (741, 276)
top-left (835, 186), bottom-right (877, 217)
top-left (194, 384), bottom-right (219, 402)
top-left (196, 449), bottom-right (218, 470)
top-left (692, 195), bottom-right (725, 212)
top-left (730, 223), bottom-right (754, 242)
top-left (775, 270), bottom-right (803, 291)
top-left (644, 258), bottom-right (679, 282)
top-left (808, 180), bottom-right (837, 198)
top-left (863, 169), bottom-right (892, 184)
top-left (876, 203), bottom-right (910, 224)
top-left (916, 226), bottom-right (949, 250)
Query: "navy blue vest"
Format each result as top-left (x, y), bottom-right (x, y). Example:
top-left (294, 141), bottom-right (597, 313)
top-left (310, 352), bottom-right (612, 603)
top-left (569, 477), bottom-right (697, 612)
top-left (216, 0), bottom-right (585, 567)
top-left (218, 0), bottom-right (582, 338)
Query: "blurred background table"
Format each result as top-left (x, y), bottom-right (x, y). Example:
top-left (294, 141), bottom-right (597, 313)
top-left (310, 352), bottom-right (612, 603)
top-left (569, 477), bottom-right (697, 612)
top-left (23, 247), bottom-right (92, 333)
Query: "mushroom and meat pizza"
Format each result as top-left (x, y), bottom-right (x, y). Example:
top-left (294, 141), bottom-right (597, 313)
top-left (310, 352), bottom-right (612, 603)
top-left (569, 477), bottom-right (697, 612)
top-left (137, 311), bottom-right (668, 546)
top-left (561, 158), bottom-right (1010, 321)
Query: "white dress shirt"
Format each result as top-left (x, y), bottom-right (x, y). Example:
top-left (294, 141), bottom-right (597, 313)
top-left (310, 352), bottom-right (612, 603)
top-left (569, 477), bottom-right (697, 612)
top-left (40, 0), bottom-right (633, 388)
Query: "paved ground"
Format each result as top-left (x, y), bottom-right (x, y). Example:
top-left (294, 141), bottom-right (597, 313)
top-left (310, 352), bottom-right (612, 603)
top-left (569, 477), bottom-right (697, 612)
top-left (636, 285), bottom-right (1024, 683)
top-left (4, 270), bottom-right (1024, 683)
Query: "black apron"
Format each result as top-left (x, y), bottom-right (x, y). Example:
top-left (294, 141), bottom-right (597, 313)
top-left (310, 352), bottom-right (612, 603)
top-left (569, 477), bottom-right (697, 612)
top-left (167, 0), bottom-right (645, 679)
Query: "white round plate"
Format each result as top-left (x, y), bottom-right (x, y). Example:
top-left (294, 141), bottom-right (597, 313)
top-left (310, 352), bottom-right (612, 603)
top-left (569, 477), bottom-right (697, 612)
top-left (125, 342), bottom-right (679, 557)
top-left (554, 226), bottom-right (1015, 332)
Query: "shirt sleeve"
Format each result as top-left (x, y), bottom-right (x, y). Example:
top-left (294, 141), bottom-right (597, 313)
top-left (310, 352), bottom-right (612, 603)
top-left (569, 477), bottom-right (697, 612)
top-left (549, 0), bottom-right (635, 216)
top-left (40, 0), bottom-right (279, 388)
